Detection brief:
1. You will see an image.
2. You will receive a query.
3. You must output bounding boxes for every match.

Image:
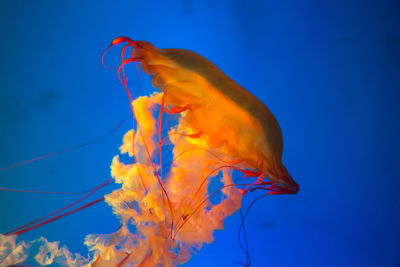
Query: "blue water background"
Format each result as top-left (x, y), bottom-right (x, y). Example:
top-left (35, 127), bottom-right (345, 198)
top-left (0, 1), bottom-right (399, 266)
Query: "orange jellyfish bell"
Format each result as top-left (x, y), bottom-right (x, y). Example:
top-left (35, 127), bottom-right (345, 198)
top-left (108, 37), bottom-right (299, 193)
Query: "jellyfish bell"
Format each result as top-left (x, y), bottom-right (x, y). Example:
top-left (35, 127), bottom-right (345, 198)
top-left (113, 37), bottom-right (299, 192)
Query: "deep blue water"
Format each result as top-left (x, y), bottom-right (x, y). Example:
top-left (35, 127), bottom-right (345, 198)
top-left (0, 1), bottom-right (399, 266)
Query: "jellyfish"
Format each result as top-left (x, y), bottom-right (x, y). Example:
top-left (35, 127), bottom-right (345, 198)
top-left (0, 37), bottom-right (298, 267)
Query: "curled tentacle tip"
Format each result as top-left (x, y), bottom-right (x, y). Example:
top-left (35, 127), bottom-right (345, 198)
top-left (113, 36), bottom-right (130, 43)
top-left (107, 37), bottom-right (132, 48)
top-left (110, 36), bottom-right (143, 49)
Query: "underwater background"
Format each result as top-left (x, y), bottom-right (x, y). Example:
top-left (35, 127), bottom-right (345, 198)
top-left (0, 0), bottom-right (399, 266)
